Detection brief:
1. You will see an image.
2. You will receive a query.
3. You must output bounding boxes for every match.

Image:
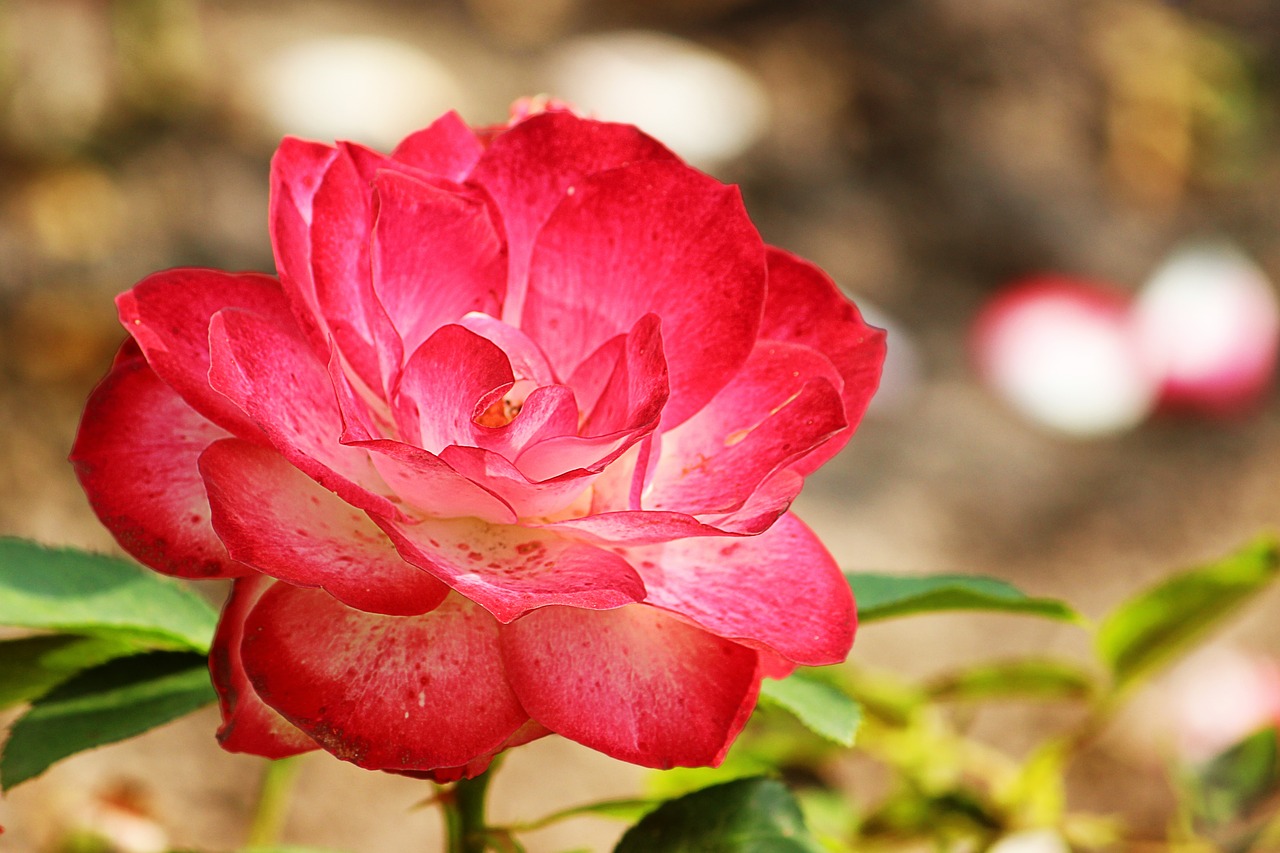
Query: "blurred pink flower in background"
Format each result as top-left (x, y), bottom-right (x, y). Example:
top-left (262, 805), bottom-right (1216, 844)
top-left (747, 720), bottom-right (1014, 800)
top-left (973, 243), bottom-right (1280, 437)
top-left (1167, 646), bottom-right (1280, 763)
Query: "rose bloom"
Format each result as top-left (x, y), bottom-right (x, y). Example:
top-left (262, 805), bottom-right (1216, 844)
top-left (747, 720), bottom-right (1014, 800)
top-left (71, 102), bottom-right (885, 779)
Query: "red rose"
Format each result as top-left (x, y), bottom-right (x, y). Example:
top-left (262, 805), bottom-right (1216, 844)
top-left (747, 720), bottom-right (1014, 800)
top-left (71, 104), bottom-right (885, 778)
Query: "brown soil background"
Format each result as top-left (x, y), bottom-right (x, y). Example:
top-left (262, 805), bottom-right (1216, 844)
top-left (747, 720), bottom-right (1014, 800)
top-left (2, 0), bottom-right (1280, 850)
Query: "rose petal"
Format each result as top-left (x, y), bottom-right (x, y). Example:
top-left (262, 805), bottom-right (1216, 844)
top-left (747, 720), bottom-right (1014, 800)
top-left (393, 324), bottom-right (514, 454)
top-left (360, 445), bottom-right (518, 525)
top-left (375, 517), bottom-right (645, 623)
top-left (645, 341), bottom-right (846, 515)
top-left (405, 720), bottom-right (551, 783)
top-left (371, 171), bottom-right (505, 359)
top-left (633, 513), bottom-right (855, 665)
top-left (326, 348), bottom-right (519, 524)
top-left (456, 314), bottom-right (558, 385)
top-left (210, 575), bottom-right (318, 758)
top-left (116, 268), bottom-right (294, 439)
top-left (467, 110), bottom-right (677, 322)
top-left (473, 385), bottom-right (581, 462)
top-left (523, 160), bottom-right (766, 428)
top-left (438, 445), bottom-right (593, 520)
top-left (200, 439), bottom-right (449, 616)
top-left (546, 454), bottom-right (803, 546)
top-left (207, 307), bottom-right (399, 519)
top-left (309, 144), bottom-right (404, 396)
top-left (390, 110), bottom-right (485, 181)
top-left (70, 358), bottom-right (246, 579)
top-left (243, 587), bottom-right (528, 771)
top-left (269, 137), bottom-right (340, 356)
top-left (510, 314), bottom-right (669, 483)
top-left (501, 604), bottom-right (760, 768)
top-left (760, 248), bottom-right (886, 472)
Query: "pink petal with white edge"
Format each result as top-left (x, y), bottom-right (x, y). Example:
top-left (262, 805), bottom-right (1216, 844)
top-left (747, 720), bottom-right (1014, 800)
top-left (116, 268), bottom-right (295, 439)
top-left (210, 575), bottom-right (318, 758)
top-left (391, 111), bottom-right (485, 181)
top-left (569, 314), bottom-right (668, 437)
top-left (510, 314), bottom-right (669, 483)
top-left (544, 468), bottom-right (800, 545)
top-left (200, 439), bottom-right (449, 616)
top-left (523, 161), bottom-right (766, 428)
top-left (633, 513), bottom-right (855, 665)
top-left (371, 171), bottom-right (504, 358)
top-left (457, 314), bottom-right (558, 386)
top-left (645, 342), bottom-right (846, 515)
top-left (392, 324), bottom-right (514, 453)
top-left (501, 604), bottom-right (760, 768)
top-left (473, 385), bottom-right (581, 462)
top-left (269, 137), bottom-right (340, 355)
top-left (362, 441), bottom-right (518, 524)
top-left (375, 516), bottom-right (645, 623)
top-left (243, 587), bottom-right (528, 772)
top-left (545, 447), bottom-right (801, 546)
top-left (70, 358), bottom-right (246, 579)
top-left (207, 307), bottom-right (399, 520)
top-left (327, 353), bottom-right (519, 524)
top-left (438, 445), bottom-right (594, 520)
top-left (467, 111), bottom-right (677, 322)
top-left (760, 248), bottom-right (886, 473)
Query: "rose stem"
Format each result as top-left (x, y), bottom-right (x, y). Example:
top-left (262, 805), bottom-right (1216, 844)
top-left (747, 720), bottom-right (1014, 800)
top-left (245, 756), bottom-right (302, 847)
top-left (442, 764), bottom-right (498, 853)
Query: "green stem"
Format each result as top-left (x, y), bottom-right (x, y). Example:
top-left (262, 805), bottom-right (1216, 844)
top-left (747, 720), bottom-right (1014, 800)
top-left (246, 756), bottom-right (302, 848)
top-left (443, 764), bottom-right (498, 853)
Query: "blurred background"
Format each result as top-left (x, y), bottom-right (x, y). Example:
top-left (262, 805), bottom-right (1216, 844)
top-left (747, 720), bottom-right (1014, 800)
top-left (2, 0), bottom-right (1280, 849)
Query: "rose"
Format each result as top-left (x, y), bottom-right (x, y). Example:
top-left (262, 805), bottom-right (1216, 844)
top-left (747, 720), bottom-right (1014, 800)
top-left (71, 102), bottom-right (886, 779)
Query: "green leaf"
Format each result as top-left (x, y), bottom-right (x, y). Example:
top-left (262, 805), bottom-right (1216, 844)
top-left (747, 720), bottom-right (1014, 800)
top-left (0, 634), bottom-right (144, 710)
top-left (1190, 726), bottom-right (1280, 830)
top-left (1096, 538), bottom-right (1280, 691)
top-left (926, 659), bottom-right (1096, 703)
top-left (758, 673), bottom-right (862, 747)
top-left (1, 650), bottom-right (216, 789)
top-left (615, 777), bottom-right (825, 853)
top-left (0, 538), bottom-right (218, 652)
top-left (847, 572), bottom-right (1081, 624)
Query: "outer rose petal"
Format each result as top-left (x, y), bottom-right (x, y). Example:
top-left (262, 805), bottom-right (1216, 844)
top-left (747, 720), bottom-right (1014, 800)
top-left (632, 513), bottom-right (855, 665)
top-left (523, 160), bottom-right (766, 428)
top-left (501, 604), bottom-right (760, 768)
top-left (207, 307), bottom-right (400, 520)
top-left (200, 439), bottom-right (449, 616)
top-left (371, 171), bottom-right (505, 358)
top-left (760, 248), bottom-right (887, 473)
top-left (210, 575), bottom-right (318, 758)
top-left (269, 137), bottom-right (340, 357)
top-left (375, 517), bottom-right (646, 623)
top-left (309, 143), bottom-right (404, 396)
top-left (242, 587), bottom-right (528, 771)
top-left (467, 110), bottom-right (678, 322)
top-left (396, 720), bottom-right (551, 784)
top-left (390, 110), bottom-right (485, 180)
top-left (70, 358), bottom-right (246, 579)
top-left (116, 268), bottom-right (294, 439)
